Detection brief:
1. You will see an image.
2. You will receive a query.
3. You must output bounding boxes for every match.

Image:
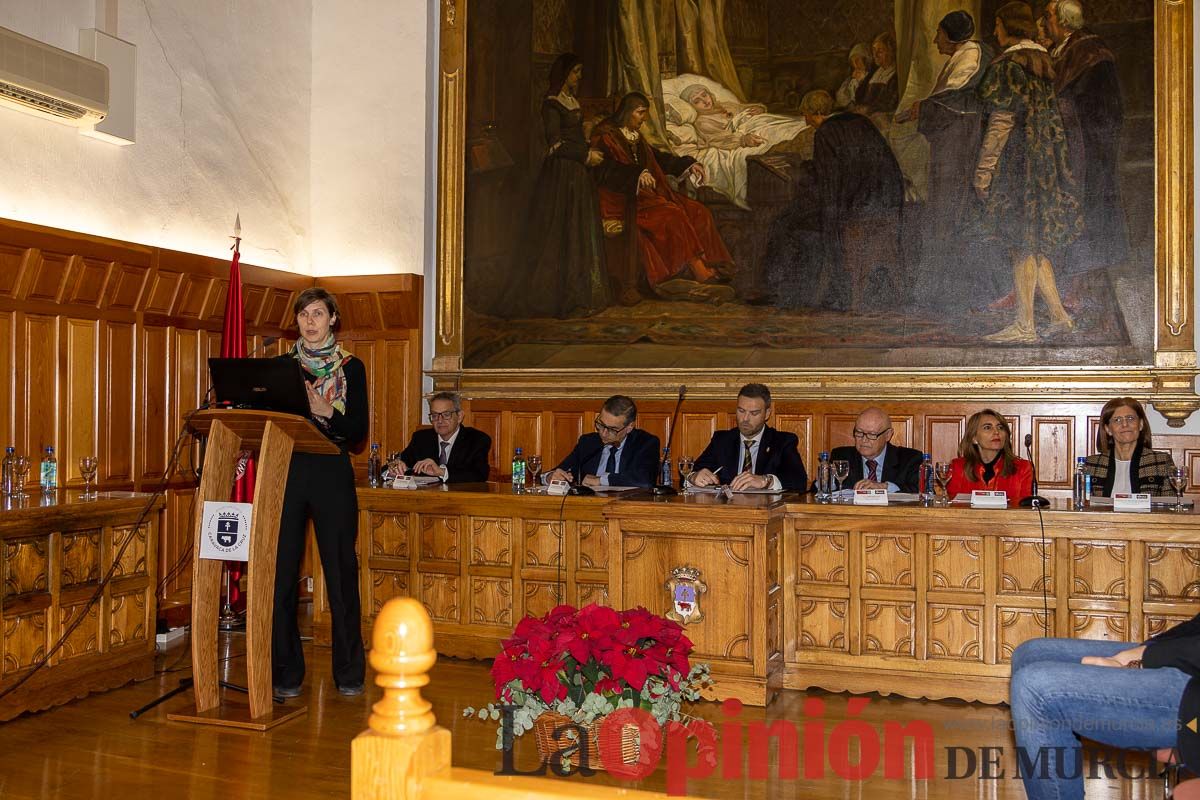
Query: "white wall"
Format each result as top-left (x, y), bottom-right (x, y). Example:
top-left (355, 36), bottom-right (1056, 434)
top-left (0, 0), bottom-right (312, 272)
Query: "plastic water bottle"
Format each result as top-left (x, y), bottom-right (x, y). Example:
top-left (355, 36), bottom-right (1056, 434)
top-left (1072, 456), bottom-right (1087, 509)
top-left (367, 443), bottom-right (382, 488)
top-left (1, 447), bottom-right (13, 496)
top-left (40, 446), bottom-right (57, 492)
top-left (919, 453), bottom-right (934, 504)
top-left (816, 451), bottom-right (831, 501)
top-left (511, 447), bottom-right (526, 492)
top-left (661, 446), bottom-right (673, 488)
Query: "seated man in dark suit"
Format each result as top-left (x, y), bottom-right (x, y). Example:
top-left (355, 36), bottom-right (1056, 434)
top-left (689, 383), bottom-right (807, 491)
top-left (393, 391), bottom-right (491, 483)
top-left (830, 407), bottom-right (922, 493)
top-left (545, 395), bottom-right (660, 489)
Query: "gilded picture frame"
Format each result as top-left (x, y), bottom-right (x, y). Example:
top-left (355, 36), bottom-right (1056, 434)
top-left (431, 0), bottom-right (1199, 425)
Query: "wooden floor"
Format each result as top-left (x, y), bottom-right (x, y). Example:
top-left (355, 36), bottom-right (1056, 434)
top-left (0, 625), bottom-right (1165, 800)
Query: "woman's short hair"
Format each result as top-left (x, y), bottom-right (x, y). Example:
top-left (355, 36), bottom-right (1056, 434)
top-left (1096, 397), bottom-right (1154, 454)
top-left (547, 53), bottom-right (581, 96)
top-left (293, 287), bottom-right (340, 328)
top-left (959, 409), bottom-right (1018, 478)
top-left (996, 1), bottom-right (1037, 40)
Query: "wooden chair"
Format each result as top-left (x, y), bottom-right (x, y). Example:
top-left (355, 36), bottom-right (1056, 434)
top-left (351, 597), bottom-right (669, 800)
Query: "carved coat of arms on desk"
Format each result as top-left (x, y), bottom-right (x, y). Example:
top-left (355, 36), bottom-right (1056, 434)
top-left (665, 565), bottom-right (707, 625)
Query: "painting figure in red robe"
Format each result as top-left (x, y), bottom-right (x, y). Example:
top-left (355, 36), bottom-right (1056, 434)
top-left (591, 92), bottom-right (734, 305)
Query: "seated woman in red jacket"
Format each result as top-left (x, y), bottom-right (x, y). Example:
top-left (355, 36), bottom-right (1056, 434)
top-left (945, 408), bottom-right (1033, 500)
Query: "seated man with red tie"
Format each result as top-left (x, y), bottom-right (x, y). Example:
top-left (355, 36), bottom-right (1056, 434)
top-left (544, 395), bottom-right (661, 489)
top-left (689, 383), bottom-right (808, 492)
top-left (829, 407), bottom-right (922, 493)
top-left (393, 391), bottom-right (492, 483)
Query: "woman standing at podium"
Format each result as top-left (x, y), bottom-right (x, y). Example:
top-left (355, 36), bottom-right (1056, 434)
top-left (273, 287), bottom-right (367, 697)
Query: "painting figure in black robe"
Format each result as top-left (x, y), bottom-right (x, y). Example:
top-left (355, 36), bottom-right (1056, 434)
top-left (900, 11), bottom-right (991, 311)
top-left (1045, 0), bottom-right (1130, 273)
top-left (496, 53), bottom-right (611, 319)
top-left (852, 31), bottom-right (900, 117)
top-left (764, 90), bottom-right (904, 312)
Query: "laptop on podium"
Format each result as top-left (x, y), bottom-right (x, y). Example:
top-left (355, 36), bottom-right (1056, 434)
top-left (208, 357), bottom-right (311, 417)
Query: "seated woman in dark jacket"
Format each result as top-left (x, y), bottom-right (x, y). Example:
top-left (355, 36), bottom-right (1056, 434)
top-left (1083, 397), bottom-right (1176, 496)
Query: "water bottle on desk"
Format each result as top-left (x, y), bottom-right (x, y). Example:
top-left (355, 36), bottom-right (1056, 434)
top-left (1, 447), bottom-right (13, 497)
top-left (367, 443), bottom-right (382, 488)
top-left (40, 447), bottom-right (57, 493)
top-left (919, 453), bottom-right (934, 504)
top-left (816, 451), bottom-right (831, 501)
top-left (661, 446), bottom-right (673, 488)
top-left (511, 447), bottom-right (526, 493)
top-left (1073, 456), bottom-right (1087, 509)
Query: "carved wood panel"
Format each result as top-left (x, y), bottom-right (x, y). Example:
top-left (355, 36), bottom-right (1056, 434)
top-left (1032, 417), bottom-right (1074, 488)
top-left (60, 530), bottom-right (101, 588)
top-left (998, 538), bottom-right (1054, 595)
top-left (3, 536), bottom-right (49, 597)
top-left (798, 533), bottom-right (847, 585)
top-left (1147, 613), bottom-right (1199, 638)
top-left (863, 534), bottom-right (913, 587)
top-left (551, 412), bottom-right (585, 469)
top-left (797, 599), bottom-right (848, 651)
top-left (371, 570), bottom-right (409, 614)
top-left (369, 513), bottom-right (410, 559)
top-left (471, 577), bottom-right (513, 626)
top-left (419, 516), bottom-right (460, 563)
top-left (104, 321), bottom-right (135, 484)
top-left (925, 416), bottom-right (965, 465)
top-left (108, 591), bottom-right (147, 648)
top-left (929, 535), bottom-right (982, 591)
top-left (522, 580), bottom-right (562, 619)
top-left (511, 413), bottom-right (542, 459)
top-left (419, 574), bottom-right (460, 623)
top-left (1145, 544), bottom-right (1200, 599)
top-left (928, 605), bottom-right (983, 662)
top-left (59, 602), bottom-right (100, 661)
top-left (862, 602), bottom-right (914, 657)
top-left (470, 517), bottom-right (512, 566)
top-left (997, 608), bottom-right (1054, 661)
top-left (111, 524), bottom-right (149, 578)
top-left (2, 611), bottom-right (46, 675)
top-left (523, 520), bottom-right (564, 568)
top-left (577, 583), bottom-right (608, 607)
top-left (1071, 541), bottom-right (1128, 599)
top-left (1070, 610), bottom-right (1128, 641)
top-left (577, 522), bottom-right (608, 570)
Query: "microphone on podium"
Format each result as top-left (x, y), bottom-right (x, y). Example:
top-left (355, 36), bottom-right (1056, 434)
top-left (652, 384), bottom-right (687, 497)
top-left (1018, 432), bottom-right (1048, 508)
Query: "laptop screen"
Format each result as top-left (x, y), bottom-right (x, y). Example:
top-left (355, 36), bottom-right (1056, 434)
top-left (207, 357), bottom-right (311, 417)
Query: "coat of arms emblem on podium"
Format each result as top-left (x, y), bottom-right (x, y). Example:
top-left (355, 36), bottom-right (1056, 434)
top-left (665, 565), bottom-right (707, 625)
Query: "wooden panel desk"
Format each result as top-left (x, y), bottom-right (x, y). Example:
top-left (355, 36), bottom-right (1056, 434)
top-left (0, 490), bottom-right (162, 720)
top-left (321, 486), bottom-right (1200, 707)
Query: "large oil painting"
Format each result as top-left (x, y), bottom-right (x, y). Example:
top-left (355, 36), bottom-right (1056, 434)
top-left (456, 0), bottom-right (1163, 373)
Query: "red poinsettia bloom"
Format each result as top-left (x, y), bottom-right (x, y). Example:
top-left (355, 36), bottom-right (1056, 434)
top-left (608, 643), bottom-right (654, 691)
top-left (567, 604), bottom-right (619, 663)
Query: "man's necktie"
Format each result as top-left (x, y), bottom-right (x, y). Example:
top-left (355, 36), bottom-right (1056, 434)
top-left (438, 440), bottom-right (449, 467)
top-left (743, 440), bottom-right (754, 472)
top-left (602, 445), bottom-right (615, 475)
top-left (867, 458), bottom-right (878, 482)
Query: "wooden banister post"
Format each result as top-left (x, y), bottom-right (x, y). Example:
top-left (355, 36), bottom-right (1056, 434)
top-left (352, 597), bottom-right (452, 800)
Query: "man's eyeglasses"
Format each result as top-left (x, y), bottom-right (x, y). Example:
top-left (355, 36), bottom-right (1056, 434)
top-left (852, 428), bottom-right (892, 442)
top-left (429, 410), bottom-right (459, 422)
top-left (1109, 414), bottom-right (1139, 427)
top-left (595, 417), bottom-right (630, 437)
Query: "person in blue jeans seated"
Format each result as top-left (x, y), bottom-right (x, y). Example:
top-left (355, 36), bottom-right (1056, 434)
top-left (544, 395), bottom-right (660, 489)
top-left (688, 382), bottom-right (807, 492)
top-left (1010, 615), bottom-right (1200, 800)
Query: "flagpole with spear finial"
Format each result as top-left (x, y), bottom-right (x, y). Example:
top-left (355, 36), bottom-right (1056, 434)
top-left (219, 212), bottom-right (250, 631)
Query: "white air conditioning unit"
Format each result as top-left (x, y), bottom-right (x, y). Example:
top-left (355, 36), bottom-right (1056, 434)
top-left (0, 25), bottom-right (108, 126)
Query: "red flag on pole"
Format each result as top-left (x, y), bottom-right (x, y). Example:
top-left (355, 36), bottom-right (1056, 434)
top-left (221, 215), bottom-right (253, 614)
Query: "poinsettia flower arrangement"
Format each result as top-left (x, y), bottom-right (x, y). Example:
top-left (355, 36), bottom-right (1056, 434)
top-left (464, 603), bottom-right (711, 749)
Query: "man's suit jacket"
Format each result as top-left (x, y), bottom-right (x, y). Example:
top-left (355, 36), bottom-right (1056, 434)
top-left (829, 444), bottom-right (923, 493)
top-left (694, 426), bottom-right (808, 491)
top-left (400, 426), bottom-right (492, 484)
top-left (554, 428), bottom-right (661, 488)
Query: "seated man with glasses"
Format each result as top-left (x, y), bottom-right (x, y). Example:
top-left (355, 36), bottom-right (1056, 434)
top-left (392, 391), bottom-right (492, 483)
top-left (828, 406), bottom-right (922, 493)
top-left (689, 383), bottom-right (807, 492)
top-left (544, 395), bottom-right (660, 489)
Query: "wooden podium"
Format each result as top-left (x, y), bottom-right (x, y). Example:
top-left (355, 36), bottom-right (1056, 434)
top-left (168, 409), bottom-right (339, 730)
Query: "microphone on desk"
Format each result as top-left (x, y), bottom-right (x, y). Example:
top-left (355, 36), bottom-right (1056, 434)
top-left (652, 384), bottom-right (687, 497)
top-left (1018, 433), bottom-right (1048, 508)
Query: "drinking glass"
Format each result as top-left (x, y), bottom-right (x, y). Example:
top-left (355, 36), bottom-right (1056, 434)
top-left (1170, 465), bottom-right (1189, 512)
top-left (12, 455), bottom-right (30, 499)
top-left (832, 460), bottom-right (850, 493)
top-left (934, 461), bottom-right (952, 504)
top-left (678, 455), bottom-right (695, 486)
top-left (80, 455), bottom-right (99, 499)
top-left (527, 455), bottom-right (543, 492)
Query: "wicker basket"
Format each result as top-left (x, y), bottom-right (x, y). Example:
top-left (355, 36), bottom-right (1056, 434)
top-left (532, 711), bottom-right (643, 772)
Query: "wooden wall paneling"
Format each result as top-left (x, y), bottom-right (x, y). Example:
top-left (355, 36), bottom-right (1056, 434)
top-left (64, 318), bottom-right (100, 487)
top-left (1032, 417), bottom-right (1075, 488)
top-left (22, 314), bottom-right (58, 474)
top-left (144, 269), bottom-right (181, 316)
top-left (638, 412), bottom-right (670, 456)
top-left (468, 411), bottom-right (502, 476)
top-left (0, 311), bottom-right (13, 448)
top-left (107, 264), bottom-right (148, 311)
top-left (679, 413), bottom-right (718, 462)
top-left (0, 244), bottom-right (28, 298)
top-left (67, 257), bottom-right (112, 307)
top-left (380, 339), bottom-right (415, 457)
top-left (510, 412), bottom-right (543, 465)
top-left (550, 412), bottom-right (584, 468)
top-left (103, 322), bottom-right (135, 488)
top-left (26, 250), bottom-right (73, 305)
top-left (773, 414), bottom-right (813, 472)
top-left (925, 416), bottom-right (965, 464)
